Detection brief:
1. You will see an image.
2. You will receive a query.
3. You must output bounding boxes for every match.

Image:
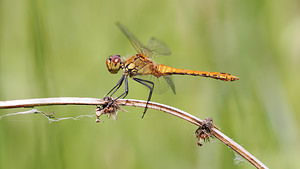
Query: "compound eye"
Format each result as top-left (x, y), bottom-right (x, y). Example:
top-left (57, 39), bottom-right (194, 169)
top-left (106, 55), bottom-right (122, 74)
top-left (111, 55), bottom-right (121, 64)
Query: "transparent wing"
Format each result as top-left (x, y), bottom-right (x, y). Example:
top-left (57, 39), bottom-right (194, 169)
top-left (116, 22), bottom-right (154, 57)
top-left (116, 23), bottom-right (171, 58)
top-left (135, 75), bottom-right (176, 94)
top-left (148, 37), bottom-right (171, 57)
top-left (162, 76), bottom-right (176, 94)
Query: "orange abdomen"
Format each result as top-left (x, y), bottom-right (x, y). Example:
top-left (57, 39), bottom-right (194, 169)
top-left (155, 64), bottom-right (239, 81)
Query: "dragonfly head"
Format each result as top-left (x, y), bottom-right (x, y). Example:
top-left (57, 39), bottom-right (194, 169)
top-left (106, 55), bottom-right (122, 74)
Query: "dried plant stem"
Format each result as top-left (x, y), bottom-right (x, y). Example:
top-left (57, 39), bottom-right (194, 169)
top-left (0, 97), bottom-right (268, 169)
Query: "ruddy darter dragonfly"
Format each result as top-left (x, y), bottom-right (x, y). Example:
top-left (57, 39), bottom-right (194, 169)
top-left (106, 23), bottom-right (239, 118)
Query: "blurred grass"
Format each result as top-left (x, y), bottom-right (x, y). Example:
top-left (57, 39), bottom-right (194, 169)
top-left (1, 0), bottom-right (300, 168)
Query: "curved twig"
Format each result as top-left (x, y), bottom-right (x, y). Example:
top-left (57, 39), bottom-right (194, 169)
top-left (0, 97), bottom-right (268, 169)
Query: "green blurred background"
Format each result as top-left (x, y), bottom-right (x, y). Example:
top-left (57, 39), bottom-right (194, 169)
top-left (1, 0), bottom-right (300, 168)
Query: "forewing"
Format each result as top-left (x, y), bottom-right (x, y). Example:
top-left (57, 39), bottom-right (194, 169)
top-left (116, 22), bottom-right (154, 57)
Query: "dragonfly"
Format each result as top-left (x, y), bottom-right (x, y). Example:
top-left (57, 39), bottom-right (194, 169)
top-left (105, 23), bottom-right (239, 118)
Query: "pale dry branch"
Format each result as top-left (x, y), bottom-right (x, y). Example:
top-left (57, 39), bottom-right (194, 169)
top-left (0, 97), bottom-right (268, 169)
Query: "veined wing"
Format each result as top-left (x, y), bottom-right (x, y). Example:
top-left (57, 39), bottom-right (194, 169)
top-left (162, 76), bottom-right (175, 94)
top-left (136, 75), bottom-right (176, 94)
top-left (116, 22), bottom-right (153, 57)
top-left (116, 23), bottom-right (171, 58)
top-left (148, 37), bottom-right (171, 57)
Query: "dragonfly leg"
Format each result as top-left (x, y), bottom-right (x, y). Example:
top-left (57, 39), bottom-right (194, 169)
top-left (133, 77), bottom-right (154, 118)
top-left (105, 76), bottom-right (129, 108)
top-left (106, 75), bottom-right (125, 97)
top-left (122, 76), bottom-right (129, 99)
top-left (115, 76), bottom-right (129, 100)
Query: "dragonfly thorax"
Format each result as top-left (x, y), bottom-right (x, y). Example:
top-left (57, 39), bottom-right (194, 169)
top-left (106, 55), bottom-right (123, 74)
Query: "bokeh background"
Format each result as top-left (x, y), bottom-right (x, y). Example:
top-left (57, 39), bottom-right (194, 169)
top-left (1, 0), bottom-right (300, 168)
